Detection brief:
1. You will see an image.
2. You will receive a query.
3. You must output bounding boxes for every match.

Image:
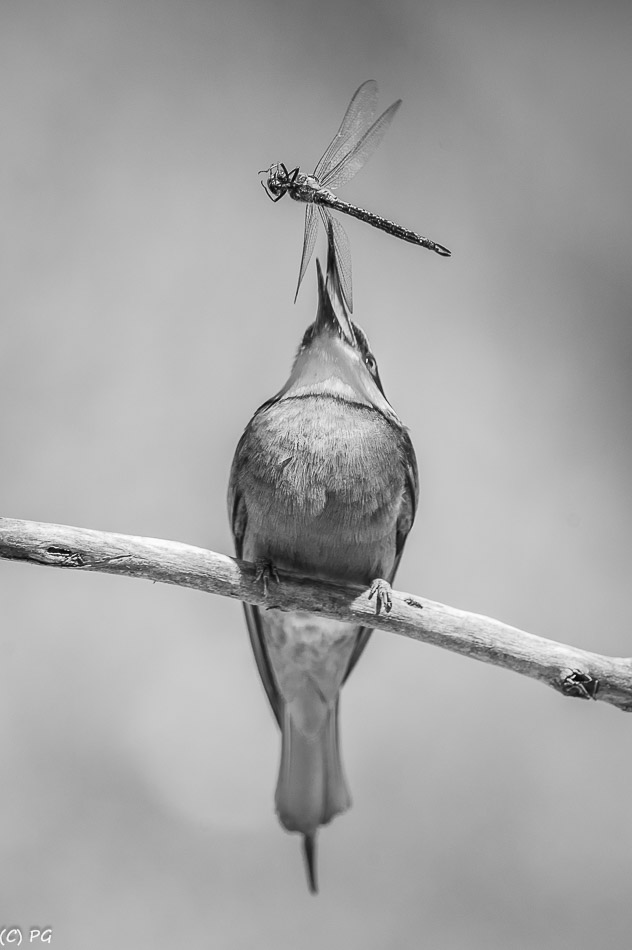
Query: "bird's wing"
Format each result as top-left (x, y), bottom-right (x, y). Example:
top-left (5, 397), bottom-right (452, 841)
top-left (343, 427), bottom-right (418, 682)
top-left (229, 446), bottom-right (283, 727)
top-left (395, 427), bottom-right (419, 564)
top-left (241, 601), bottom-right (283, 728)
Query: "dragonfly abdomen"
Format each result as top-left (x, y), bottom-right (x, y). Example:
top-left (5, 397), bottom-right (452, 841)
top-left (313, 191), bottom-right (451, 257)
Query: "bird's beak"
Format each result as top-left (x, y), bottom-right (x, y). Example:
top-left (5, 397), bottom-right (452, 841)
top-left (314, 223), bottom-right (356, 346)
top-left (270, 221), bottom-right (399, 423)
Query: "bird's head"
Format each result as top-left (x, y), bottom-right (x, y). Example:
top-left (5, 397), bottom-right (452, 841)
top-left (274, 226), bottom-right (400, 423)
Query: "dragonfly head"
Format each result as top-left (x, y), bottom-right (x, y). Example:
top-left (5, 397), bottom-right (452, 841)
top-left (259, 163), bottom-right (293, 201)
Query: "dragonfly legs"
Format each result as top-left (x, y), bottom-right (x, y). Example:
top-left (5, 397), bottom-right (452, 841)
top-left (279, 164), bottom-right (300, 184)
top-left (260, 179), bottom-right (284, 202)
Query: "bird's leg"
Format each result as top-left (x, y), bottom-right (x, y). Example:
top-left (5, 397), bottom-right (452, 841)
top-left (368, 578), bottom-right (393, 615)
top-left (254, 558), bottom-right (281, 596)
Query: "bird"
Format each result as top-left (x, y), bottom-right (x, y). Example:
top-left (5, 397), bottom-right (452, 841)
top-left (228, 224), bottom-right (418, 892)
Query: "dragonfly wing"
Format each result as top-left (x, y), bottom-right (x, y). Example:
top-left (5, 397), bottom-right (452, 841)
top-left (322, 219), bottom-right (356, 344)
top-left (318, 205), bottom-right (353, 313)
top-left (322, 99), bottom-right (402, 190)
top-left (294, 203), bottom-right (319, 303)
top-left (313, 80), bottom-right (378, 181)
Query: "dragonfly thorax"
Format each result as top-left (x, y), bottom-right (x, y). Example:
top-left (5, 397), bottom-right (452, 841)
top-left (261, 164), bottom-right (324, 203)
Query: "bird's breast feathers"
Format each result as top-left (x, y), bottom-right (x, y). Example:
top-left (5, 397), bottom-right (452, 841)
top-left (233, 394), bottom-right (409, 582)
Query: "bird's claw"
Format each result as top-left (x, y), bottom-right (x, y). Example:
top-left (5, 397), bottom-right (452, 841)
top-left (368, 578), bottom-right (392, 615)
top-left (255, 558), bottom-right (280, 596)
top-left (559, 668), bottom-right (599, 700)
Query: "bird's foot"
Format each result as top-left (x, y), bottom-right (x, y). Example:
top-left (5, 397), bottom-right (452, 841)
top-left (368, 578), bottom-right (392, 615)
top-left (254, 558), bottom-right (280, 596)
top-left (558, 668), bottom-right (599, 700)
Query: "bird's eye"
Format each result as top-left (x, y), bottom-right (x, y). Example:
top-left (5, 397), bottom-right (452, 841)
top-left (365, 354), bottom-right (377, 375)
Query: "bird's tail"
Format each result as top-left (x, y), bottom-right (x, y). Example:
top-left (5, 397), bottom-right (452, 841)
top-left (275, 697), bottom-right (351, 893)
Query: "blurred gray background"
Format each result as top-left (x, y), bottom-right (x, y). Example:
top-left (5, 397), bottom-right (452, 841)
top-left (2, 0), bottom-right (632, 947)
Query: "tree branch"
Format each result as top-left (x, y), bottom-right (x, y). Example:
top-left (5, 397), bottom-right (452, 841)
top-left (1, 517), bottom-right (631, 712)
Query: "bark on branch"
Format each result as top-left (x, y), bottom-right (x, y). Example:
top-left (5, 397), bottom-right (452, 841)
top-left (1, 517), bottom-right (631, 712)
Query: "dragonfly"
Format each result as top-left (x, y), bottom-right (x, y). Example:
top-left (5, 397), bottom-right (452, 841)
top-left (260, 80), bottom-right (451, 312)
